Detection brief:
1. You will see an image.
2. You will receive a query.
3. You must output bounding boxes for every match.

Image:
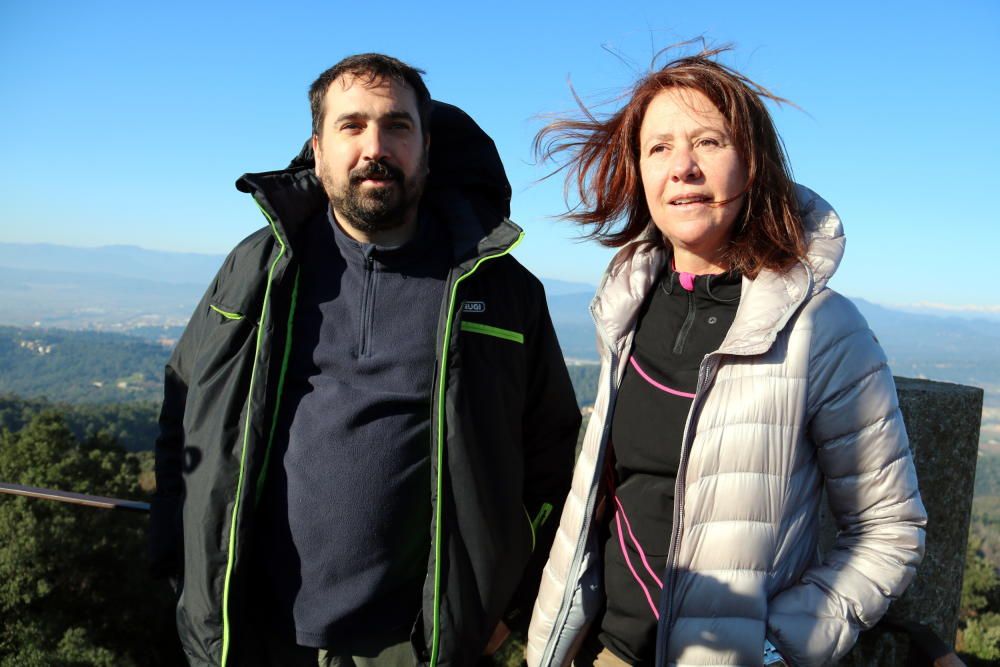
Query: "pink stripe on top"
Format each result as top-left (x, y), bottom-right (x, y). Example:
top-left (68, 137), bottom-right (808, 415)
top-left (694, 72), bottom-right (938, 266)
top-left (678, 271), bottom-right (695, 291)
top-left (629, 357), bottom-right (695, 399)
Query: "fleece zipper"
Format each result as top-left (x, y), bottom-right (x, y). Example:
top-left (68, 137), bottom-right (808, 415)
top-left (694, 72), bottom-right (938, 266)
top-left (672, 289), bottom-right (697, 354)
top-left (359, 251), bottom-right (376, 358)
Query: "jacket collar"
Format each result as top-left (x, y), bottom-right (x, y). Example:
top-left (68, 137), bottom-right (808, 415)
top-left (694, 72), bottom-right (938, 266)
top-left (234, 100), bottom-right (520, 265)
top-left (591, 184), bottom-right (845, 358)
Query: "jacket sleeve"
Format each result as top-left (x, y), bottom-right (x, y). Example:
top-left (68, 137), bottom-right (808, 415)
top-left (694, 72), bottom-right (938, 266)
top-left (766, 311), bottom-right (927, 666)
top-left (503, 283), bottom-right (581, 633)
top-left (148, 266), bottom-right (223, 580)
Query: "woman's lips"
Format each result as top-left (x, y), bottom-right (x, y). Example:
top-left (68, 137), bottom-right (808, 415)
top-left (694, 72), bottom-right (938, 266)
top-left (669, 194), bottom-right (712, 206)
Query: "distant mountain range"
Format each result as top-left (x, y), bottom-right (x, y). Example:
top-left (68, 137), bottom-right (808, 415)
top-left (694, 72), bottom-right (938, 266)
top-left (1, 243), bottom-right (997, 437)
top-left (0, 243), bottom-right (223, 285)
top-left (0, 243), bottom-right (219, 331)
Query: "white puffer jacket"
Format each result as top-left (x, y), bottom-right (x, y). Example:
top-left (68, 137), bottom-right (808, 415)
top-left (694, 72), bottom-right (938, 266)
top-left (526, 186), bottom-right (926, 667)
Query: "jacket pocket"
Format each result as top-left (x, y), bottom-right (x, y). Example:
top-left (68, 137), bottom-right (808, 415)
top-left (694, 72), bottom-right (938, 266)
top-left (460, 320), bottom-right (524, 344)
top-left (209, 303), bottom-right (245, 321)
top-left (209, 297), bottom-right (261, 326)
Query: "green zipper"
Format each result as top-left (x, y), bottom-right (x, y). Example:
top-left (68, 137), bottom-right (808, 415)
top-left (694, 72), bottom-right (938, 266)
top-left (460, 321), bottom-right (524, 344)
top-left (524, 501), bottom-right (554, 552)
top-left (209, 304), bottom-right (244, 320)
top-left (255, 268), bottom-right (300, 506)
top-left (220, 202), bottom-right (286, 667)
top-left (430, 230), bottom-right (524, 666)
top-left (528, 502), bottom-right (554, 551)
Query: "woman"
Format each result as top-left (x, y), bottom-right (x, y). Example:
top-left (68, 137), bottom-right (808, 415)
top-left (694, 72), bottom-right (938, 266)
top-left (525, 49), bottom-right (926, 667)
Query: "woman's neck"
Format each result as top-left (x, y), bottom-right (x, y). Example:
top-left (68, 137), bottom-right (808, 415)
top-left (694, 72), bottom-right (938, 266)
top-left (671, 246), bottom-right (729, 275)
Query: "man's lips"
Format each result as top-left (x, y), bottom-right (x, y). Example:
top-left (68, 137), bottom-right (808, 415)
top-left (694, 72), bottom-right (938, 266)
top-left (350, 161), bottom-right (403, 185)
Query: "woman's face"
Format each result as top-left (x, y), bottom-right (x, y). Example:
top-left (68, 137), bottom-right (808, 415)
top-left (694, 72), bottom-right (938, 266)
top-left (638, 88), bottom-right (748, 272)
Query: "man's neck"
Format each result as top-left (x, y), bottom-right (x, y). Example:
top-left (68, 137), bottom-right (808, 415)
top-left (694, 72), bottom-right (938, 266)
top-left (331, 208), bottom-right (419, 247)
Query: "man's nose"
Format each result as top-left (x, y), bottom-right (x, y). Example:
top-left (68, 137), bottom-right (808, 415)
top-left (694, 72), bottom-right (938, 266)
top-left (361, 127), bottom-right (389, 160)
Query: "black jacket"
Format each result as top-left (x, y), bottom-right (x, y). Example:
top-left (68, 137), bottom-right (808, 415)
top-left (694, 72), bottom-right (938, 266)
top-left (150, 102), bottom-right (581, 667)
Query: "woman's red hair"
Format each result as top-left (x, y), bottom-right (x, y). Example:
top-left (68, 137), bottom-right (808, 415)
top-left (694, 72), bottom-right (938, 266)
top-left (535, 46), bottom-right (807, 277)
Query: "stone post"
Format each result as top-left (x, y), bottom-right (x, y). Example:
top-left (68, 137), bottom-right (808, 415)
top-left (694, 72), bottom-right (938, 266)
top-left (827, 377), bottom-right (984, 666)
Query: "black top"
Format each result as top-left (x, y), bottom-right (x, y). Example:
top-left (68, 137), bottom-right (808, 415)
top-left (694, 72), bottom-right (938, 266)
top-left (253, 207), bottom-right (451, 648)
top-left (599, 266), bottom-right (741, 665)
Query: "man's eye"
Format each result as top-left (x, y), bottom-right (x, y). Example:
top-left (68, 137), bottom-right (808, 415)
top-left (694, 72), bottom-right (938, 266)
top-left (341, 122), bottom-right (363, 132)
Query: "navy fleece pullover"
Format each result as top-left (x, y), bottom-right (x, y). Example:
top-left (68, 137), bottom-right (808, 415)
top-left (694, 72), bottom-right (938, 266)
top-left (254, 206), bottom-right (450, 647)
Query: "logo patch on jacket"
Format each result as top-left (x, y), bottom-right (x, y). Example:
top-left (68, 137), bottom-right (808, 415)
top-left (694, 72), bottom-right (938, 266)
top-left (462, 301), bottom-right (486, 313)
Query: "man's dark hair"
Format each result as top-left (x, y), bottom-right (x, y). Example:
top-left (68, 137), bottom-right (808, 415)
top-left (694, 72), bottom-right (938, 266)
top-left (309, 53), bottom-right (432, 136)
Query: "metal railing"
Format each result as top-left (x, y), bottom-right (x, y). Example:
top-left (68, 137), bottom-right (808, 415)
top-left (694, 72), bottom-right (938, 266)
top-left (0, 481), bottom-right (150, 512)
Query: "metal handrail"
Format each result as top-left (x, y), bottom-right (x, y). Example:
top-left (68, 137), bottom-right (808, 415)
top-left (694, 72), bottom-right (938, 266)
top-left (0, 482), bottom-right (150, 513)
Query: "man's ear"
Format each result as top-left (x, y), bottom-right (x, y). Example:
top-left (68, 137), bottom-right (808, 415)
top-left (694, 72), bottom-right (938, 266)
top-left (311, 134), bottom-right (322, 175)
top-left (424, 133), bottom-right (431, 175)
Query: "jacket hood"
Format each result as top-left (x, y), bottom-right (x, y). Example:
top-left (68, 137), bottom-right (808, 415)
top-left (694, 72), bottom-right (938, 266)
top-left (591, 184), bottom-right (846, 357)
top-left (235, 100), bottom-right (517, 261)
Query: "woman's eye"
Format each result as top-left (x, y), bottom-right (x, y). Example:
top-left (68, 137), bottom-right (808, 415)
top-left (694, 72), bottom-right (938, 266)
top-left (649, 144), bottom-right (668, 155)
top-left (697, 138), bottom-right (721, 148)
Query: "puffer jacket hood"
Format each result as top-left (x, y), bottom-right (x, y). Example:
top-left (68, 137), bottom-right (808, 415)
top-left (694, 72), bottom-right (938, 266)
top-left (591, 184), bottom-right (844, 358)
top-left (527, 185), bottom-right (926, 667)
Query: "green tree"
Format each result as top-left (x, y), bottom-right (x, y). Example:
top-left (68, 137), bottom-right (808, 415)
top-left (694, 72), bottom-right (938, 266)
top-left (963, 613), bottom-right (1000, 663)
top-left (958, 536), bottom-right (1000, 664)
top-left (0, 412), bottom-right (181, 666)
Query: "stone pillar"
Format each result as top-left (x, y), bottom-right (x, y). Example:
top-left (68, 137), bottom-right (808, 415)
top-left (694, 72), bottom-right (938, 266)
top-left (827, 377), bottom-right (983, 666)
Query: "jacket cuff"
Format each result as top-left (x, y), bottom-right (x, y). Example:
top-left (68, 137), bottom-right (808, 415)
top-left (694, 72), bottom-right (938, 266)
top-left (766, 583), bottom-right (859, 667)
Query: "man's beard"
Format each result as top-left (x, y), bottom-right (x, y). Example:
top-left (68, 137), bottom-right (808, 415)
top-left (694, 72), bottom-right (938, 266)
top-left (324, 158), bottom-right (427, 235)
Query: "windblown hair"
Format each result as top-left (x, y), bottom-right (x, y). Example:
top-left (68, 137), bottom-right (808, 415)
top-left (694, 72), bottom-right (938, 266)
top-left (309, 53), bottom-right (432, 137)
top-left (535, 46), bottom-right (806, 277)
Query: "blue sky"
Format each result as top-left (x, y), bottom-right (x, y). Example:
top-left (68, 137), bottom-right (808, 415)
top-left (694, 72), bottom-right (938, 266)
top-left (1, 0), bottom-right (998, 308)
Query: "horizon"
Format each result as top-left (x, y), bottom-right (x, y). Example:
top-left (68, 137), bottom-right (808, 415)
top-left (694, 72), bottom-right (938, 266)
top-left (4, 239), bottom-right (1000, 320)
top-left (2, 1), bottom-right (998, 307)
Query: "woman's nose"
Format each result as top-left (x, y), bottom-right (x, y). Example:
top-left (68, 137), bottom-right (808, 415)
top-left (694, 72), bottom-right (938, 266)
top-left (669, 148), bottom-right (701, 181)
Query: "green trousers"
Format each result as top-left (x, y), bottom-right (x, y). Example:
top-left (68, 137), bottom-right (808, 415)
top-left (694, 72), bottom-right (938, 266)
top-left (238, 620), bottom-right (415, 667)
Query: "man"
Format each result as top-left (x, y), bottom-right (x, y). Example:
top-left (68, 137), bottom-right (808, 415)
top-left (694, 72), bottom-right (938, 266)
top-left (149, 53), bottom-right (580, 667)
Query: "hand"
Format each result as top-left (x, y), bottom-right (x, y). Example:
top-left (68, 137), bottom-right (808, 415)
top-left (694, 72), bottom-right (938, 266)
top-left (482, 621), bottom-right (511, 655)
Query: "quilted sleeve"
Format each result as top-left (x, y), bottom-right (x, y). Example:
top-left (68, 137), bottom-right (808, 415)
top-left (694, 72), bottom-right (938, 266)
top-left (766, 305), bottom-right (927, 666)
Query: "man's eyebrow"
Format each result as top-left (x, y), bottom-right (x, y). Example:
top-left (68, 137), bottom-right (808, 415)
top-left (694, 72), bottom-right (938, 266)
top-left (384, 110), bottom-right (416, 123)
top-left (332, 110), bottom-right (415, 124)
top-left (333, 111), bottom-right (368, 124)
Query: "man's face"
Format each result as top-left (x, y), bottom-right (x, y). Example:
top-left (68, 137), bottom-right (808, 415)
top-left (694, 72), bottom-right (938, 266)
top-left (313, 74), bottom-right (429, 236)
